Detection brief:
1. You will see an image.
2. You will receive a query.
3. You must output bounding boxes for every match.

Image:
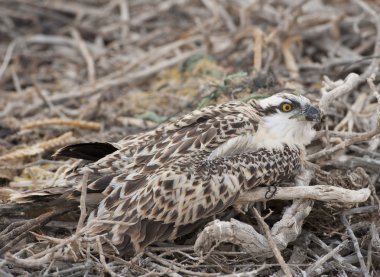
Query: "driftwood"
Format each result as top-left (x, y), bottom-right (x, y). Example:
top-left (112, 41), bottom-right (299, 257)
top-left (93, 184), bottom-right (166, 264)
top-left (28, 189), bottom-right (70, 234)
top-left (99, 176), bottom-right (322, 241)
top-left (195, 200), bottom-right (313, 258)
top-left (236, 185), bottom-right (371, 204)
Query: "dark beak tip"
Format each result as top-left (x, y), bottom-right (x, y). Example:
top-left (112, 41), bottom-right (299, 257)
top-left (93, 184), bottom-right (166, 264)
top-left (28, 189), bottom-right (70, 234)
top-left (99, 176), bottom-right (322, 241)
top-left (305, 106), bottom-right (321, 123)
top-left (313, 112), bottom-right (322, 123)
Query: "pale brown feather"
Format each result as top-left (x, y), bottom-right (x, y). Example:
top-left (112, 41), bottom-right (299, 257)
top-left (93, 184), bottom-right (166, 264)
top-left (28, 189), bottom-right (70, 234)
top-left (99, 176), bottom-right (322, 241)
top-left (85, 145), bottom-right (302, 255)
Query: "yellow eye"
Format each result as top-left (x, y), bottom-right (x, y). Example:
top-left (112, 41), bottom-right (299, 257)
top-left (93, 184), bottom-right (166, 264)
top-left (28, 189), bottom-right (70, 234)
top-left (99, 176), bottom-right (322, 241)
top-left (281, 103), bottom-right (293, 112)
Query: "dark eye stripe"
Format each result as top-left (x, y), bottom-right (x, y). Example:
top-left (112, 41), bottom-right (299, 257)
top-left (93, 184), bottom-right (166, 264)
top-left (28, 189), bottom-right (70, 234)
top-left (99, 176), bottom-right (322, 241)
top-left (259, 106), bottom-right (278, 116)
top-left (255, 98), bottom-right (301, 117)
top-left (289, 99), bottom-right (301, 108)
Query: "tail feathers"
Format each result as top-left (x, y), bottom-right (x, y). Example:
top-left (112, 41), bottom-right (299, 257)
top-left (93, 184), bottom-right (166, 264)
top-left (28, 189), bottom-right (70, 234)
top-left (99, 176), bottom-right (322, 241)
top-left (1, 187), bottom-right (71, 204)
top-left (1, 186), bottom-right (105, 211)
top-left (53, 142), bottom-right (119, 161)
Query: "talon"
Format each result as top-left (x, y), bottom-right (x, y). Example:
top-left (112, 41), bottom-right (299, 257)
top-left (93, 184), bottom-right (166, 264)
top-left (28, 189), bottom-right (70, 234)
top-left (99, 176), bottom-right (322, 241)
top-left (265, 184), bottom-right (277, 199)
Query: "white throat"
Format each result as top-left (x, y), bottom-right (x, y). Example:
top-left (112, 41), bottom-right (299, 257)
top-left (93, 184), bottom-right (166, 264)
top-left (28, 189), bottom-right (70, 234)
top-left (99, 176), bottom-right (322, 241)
top-left (208, 116), bottom-right (315, 160)
top-left (256, 114), bottom-right (316, 149)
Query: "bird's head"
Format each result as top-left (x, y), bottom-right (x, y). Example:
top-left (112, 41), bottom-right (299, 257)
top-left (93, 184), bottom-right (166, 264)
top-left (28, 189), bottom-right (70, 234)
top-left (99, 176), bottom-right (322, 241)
top-left (251, 91), bottom-right (321, 147)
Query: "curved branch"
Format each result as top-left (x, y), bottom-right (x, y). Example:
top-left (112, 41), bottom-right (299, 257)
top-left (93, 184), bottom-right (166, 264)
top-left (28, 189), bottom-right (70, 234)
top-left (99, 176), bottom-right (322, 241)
top-left (195, 200), bottom-right (313, 258)
top-left (235, 186), bottom-right (371, 204)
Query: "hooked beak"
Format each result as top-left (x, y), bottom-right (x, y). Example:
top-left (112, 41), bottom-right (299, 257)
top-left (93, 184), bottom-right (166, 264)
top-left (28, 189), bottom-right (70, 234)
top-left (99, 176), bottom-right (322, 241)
top-left (290, 105), bottom-right (321, 123)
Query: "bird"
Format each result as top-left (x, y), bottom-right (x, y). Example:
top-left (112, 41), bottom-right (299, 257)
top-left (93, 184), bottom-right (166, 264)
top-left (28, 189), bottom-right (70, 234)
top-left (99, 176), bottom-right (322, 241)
top-left (53, 90), bottom-right (321, 256)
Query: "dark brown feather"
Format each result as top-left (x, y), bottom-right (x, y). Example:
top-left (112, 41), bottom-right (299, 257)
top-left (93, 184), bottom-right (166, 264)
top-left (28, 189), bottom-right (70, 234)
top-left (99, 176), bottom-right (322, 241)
top-left (54, 142), bottom-right (119, 161)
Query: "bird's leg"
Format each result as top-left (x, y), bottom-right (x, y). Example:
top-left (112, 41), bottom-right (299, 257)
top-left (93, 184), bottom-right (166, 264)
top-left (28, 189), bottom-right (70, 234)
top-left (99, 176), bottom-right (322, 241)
top-left (294, 168), bottom-right (314, 186)
top-left (232, 203), bottom-right (249, 214)
top-left (265, 184), bottom-right (278, 199)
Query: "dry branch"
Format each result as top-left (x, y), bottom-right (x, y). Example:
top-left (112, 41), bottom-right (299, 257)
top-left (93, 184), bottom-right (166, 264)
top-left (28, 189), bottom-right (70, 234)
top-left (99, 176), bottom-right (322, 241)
top-left (195, 200), bottom-right (313, 258)
top-left (236, 185), bottom-right (370, 204)
top-left (70, 28), bottom-right (96, 83)
top-left (305, 240), bottom-right (350, 276)
top-left (341, 206), bottom-right (378, 277)
top-left (21, 119), bottom-right (102, 130)
top-left (318, 73), bottom-right (360, 114)
top-left (310, 74), bottom-right (380, 161)
top-left (0, 207), bottom-right (73, 255)
top-left (282, 36), bottom-right (301, 79)
top-left (253, 28), bottom-right (263, 73)
top-left (76, 169), bottom-right (90, 232)
top-left (252, 207), bottom-right (292, 277)
top-left (307, 232), bottom-right (360, 273)
top-left (0, 132), bottom-right (76, 162)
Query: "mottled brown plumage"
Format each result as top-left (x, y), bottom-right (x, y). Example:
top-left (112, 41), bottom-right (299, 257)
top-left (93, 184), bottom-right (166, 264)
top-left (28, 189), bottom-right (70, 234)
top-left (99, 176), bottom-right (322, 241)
top-left (54, 91), bottom-right (320, 256)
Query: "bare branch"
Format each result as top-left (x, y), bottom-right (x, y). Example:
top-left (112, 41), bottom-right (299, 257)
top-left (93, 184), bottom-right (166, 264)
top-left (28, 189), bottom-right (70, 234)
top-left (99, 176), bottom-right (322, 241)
top-left (252, 207), bottom-right (292, 277)
top-left (236, 186), bottom-right (370, 204)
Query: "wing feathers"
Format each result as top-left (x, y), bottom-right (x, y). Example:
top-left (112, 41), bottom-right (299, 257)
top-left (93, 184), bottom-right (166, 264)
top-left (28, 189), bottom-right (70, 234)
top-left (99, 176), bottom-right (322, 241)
top-left (57, 102), bottom-right (258, 200)
top-left (53, 101), bottom-right (290, 255)
top-left (86, 145), bottom-right (302, 254)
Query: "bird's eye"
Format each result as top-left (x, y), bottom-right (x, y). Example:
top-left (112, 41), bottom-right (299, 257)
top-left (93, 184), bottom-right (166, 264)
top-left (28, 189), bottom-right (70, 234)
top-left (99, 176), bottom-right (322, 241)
top-left (281, 103), bottom-right (293, 112)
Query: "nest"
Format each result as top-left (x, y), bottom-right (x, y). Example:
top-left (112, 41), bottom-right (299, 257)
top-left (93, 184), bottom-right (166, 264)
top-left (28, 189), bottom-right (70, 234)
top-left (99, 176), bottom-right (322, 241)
top-left (0, 0), bottom-right (380, 276)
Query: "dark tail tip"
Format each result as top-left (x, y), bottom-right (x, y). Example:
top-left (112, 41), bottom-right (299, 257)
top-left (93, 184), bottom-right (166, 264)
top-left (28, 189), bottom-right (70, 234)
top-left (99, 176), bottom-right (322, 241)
top-left (53, 142), bottom-right (118, 161)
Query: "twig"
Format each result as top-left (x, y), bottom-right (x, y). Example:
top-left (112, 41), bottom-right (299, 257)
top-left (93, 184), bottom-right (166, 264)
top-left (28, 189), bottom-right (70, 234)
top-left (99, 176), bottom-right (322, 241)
top-left (341, 206), bottom-right (378, 277)
top-left (96, 236), bottom-right (122, 277)
top-left (0, 267), bottom-right (12, 277)
top-left (201, 0), bottom-right (236, 32)
top-left (10, 64), bottom-right (22, 94)
top-left (5, 252), bottom-right (55, 269)
top-left (308, 127), bottom-right (380, 161)
top-left (253, 28), bottom-right (263, 73)
top-left (348, 145), bottom-right (380, 159)
top-left (221, 263), bottom-right (269, 277)
top-left (145, 251), bottom-right (219, 276)
top-left (143, 261), bottom-right (182, 277)
top-left (21, 118), bottom-right (101, 130)
top-left (370, 222), bottom-right (380, 251)
top-left (33, 80), bottom-right (66, 118)
top-left (252, 207), bottom-right (292, 277)
top-left (319, 73), bottom-right (361, 114)
top-left (70, 28), bottom-right (96, 83)
top-left (352, 0), bottom-right (380, 80)
top-left (0, 39), bottom-right (18, 80)
top-left (118, 0), bottom-right (130, 38)
top-left (76, 169), bottom-right (90, 232)
top-left (0, 34), bottom-right (103, 80)
top-left (282, 36), bottom-right (301, 79)
top-left (315, 130), bottom-right (364, 140)
top-left (0, 132), bottom-right (76, 162)
top-left (311, 74), bottom-right (380, 160)
top-left (328, 154), bottom-right (380, 173)
top-left (22, 229), bottom-right (86, 261)
top-left (305, 240), bottom-right (350, 276)
top-left (306, 232), bottom-right (359, 273)
top-left (43, 264), bottom-right (90, 277)
top-left (309, 125), bottom-right (380, 161)
top-left (0, 208), bottom-right (73, 255)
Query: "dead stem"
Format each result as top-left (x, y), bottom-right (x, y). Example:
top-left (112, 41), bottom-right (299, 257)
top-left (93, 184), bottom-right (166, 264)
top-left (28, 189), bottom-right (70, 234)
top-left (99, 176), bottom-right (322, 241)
top-left (252, 207), bottom-right (292, 277)
top-left (76, 169), bottom-right (90, 232)
top-left (340, 206), bottom-right (378, 277)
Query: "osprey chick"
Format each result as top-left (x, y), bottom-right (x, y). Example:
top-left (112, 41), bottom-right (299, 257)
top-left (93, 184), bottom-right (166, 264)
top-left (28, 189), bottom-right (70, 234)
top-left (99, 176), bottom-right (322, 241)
top-left (55, 91), bottom-right (321, 255)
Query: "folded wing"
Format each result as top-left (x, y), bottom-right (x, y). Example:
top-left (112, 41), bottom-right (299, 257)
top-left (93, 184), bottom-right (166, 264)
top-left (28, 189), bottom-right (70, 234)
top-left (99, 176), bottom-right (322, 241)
top-left (85, 145), bottom-right (302, 255)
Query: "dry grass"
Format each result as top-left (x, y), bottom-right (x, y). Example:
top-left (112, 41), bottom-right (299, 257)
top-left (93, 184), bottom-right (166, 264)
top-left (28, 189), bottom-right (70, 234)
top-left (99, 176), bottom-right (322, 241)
top-left (0, 0), bottom-right (380, 276)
